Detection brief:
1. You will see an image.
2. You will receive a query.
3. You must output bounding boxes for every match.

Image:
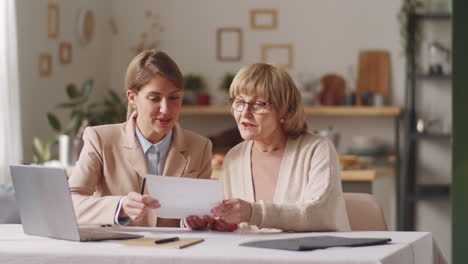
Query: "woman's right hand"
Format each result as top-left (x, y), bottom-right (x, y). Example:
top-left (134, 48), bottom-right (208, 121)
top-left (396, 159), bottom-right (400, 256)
top-left (119, 192), bottom-right (160, 222)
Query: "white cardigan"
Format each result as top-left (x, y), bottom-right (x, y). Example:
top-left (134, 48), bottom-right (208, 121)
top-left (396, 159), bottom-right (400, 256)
top-left (220, 132), bottom-right (351, 232)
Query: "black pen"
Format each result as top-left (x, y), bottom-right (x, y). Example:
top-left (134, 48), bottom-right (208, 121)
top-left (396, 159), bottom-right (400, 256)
top-left (140, 177), bottom-right (146, 195)
top-left (154, 237), bottom-right (179, 244)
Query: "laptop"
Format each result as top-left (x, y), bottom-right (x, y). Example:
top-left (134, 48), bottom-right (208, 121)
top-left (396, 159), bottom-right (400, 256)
top-left (10, 164), bottom-right (142, 242)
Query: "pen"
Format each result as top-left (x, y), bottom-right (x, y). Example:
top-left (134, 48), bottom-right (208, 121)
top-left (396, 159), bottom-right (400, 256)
top-left (154, 237), bottom-right (179, 244)
top-left (140, 177), bottom-right (146, 195)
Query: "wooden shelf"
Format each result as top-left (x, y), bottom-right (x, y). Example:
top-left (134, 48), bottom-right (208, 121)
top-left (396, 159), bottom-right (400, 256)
top-left (303, 106), bottom-right (401, 116)
top-left (340, 170), bottom-right (377, 182)
top-left (411, 184), bottom-right (451, 201)
top-left (415, 74), bottom-right (452, 80)
top-left (212, 168), bottom-right (379, 182)
top-left (181, 106), bottom-right (402, 117)
top-left (411, 132), bottom-right (452, 140)
top-left (414, 13), bottom-right (452, 20)
top-left (181, 106), bottom-right (232, 115)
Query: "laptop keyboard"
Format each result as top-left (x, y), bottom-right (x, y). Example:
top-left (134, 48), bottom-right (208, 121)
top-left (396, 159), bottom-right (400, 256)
top-left (78, 230), bottom-right (141, 241)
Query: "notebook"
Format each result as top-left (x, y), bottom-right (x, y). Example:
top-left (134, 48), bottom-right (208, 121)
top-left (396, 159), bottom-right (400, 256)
top-left (240, 236), bottom-right (392, 251)
top-left (10, 164), bottom-right (142, 242)
top-left (121, 237), bottom-right (204, 248)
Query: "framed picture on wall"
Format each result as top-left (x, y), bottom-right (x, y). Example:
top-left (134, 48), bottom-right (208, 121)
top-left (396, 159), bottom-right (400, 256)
top-left (59, 42), bottom-right (72, 64)
top-left (76, 9), bottom-right (95, 45)
top-left (216, 28), bottom-right (243, 61)
top-left (261, 44), bottom-right (293, 68)
top-left (250, 9), bottom-right (278, 30)
top-left (38, 54), bottom-right (52, 77)
top-left (48, 3), bottom-right (60, 39)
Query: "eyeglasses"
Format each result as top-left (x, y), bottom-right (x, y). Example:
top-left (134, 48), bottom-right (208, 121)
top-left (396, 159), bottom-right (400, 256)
top-left (230, 98), bottom-right (273, 114)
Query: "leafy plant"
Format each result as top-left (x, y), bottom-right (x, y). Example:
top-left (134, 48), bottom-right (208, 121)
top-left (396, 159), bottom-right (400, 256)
top-left (47, 79), bottom-right (94, 137)
top-left (219, 72), bottom-right (235, 92)
top-left (39, 79), bottom-right (127, 163)
top-left (184, 74), bottom-right (206, 92)
top-left (397, 0), bottom-right (424, 57)
top-left (47, 79), bottom-right (127, 137)
top-left (87, 89), bottom-right (127, 125)
top-left (32, 137), bottom-right (55, 164)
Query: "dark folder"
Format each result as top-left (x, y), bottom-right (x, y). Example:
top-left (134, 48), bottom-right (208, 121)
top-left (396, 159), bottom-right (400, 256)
top-left (240, 236), bottom-right (392, 251)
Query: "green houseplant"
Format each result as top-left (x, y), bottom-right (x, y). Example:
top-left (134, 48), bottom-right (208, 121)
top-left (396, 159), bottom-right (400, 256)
top-left (47, 79), bottom-right (94, 137)
top-left (47, 79), bottom-right (127, 136)
top-left (217, 72), bottom-right (235, 105)
top-left (183, 74), bottom-right (206, 105)
top-left (398, 0), bottom-right (424, 57)
top-left (33, 79), bottom-right (127, 164)
top-left (219, 72), bottom-right (235, 92)
top-left (32, 137), bottom-right (53, 164)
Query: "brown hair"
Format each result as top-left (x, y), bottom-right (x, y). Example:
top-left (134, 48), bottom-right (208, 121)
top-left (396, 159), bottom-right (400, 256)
top-left (125, 50), bottom-right (183, 119)
top-left (230, 63), bottom-right (307, 138)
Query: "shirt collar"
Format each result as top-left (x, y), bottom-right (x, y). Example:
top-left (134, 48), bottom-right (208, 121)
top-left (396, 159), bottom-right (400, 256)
top-left (135, 126), bottom-right (173, 156)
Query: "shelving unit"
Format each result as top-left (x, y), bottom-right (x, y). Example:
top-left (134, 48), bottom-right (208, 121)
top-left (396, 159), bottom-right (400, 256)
top-left (213, 168), bottom-right (380, 182)
top-left (181, 106), bottom-right (402, 116)
top-left (411, 132), bottom-right (451, 140)
top-left (399, 12), bottom-right (452, 231)
top-left (415, 73), bottom-right (452, 80)
top-left (412, 184), bottom-right (451, 201)
top-left (184, 104), bottom-right (401, 230)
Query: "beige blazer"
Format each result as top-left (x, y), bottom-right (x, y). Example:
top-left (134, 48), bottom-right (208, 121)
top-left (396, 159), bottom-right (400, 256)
top-left (221, 132), bottom-right (350, 232)
top-left (68, 114), bottom-right (212, 227)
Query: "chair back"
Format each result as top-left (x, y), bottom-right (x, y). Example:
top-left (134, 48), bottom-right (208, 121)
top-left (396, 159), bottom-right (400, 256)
top-left (343, 192), bottom-right (388, 231)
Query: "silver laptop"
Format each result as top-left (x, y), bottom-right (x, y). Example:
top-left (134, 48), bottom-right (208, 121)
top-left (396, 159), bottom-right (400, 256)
top-left (10, 164), bottom-right (142, 242)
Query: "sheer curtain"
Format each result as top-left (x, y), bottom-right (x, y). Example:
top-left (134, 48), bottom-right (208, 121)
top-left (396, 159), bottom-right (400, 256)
top-left (0, 0), bottom-right (22, 184)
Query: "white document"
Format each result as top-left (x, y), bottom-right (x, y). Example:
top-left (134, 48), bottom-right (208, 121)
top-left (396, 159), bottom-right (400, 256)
top-left (146, 175), bottom-right (222, 218)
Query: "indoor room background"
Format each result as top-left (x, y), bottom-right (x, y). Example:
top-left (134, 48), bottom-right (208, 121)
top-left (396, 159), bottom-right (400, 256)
top-left (13, 0), bottom-right (451, 261)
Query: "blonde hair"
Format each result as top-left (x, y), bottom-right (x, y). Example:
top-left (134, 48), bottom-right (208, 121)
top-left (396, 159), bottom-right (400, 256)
top-left (125, 50), bottom-right (183, 119)
top-left (230, 63), bottom-right (307, 138)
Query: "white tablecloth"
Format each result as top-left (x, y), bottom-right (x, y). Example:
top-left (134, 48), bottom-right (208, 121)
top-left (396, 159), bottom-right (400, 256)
top-left (0, 224), bottom-right (439, 264)
top-left (0, 189), bottom-right (20, 224)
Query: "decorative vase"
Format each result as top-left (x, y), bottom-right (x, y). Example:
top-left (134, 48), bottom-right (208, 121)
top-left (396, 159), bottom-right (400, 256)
top-left (72, 137), bottom-right (84, 164)
top-left (58, 134), bottom-right (72, 167)
top-left (197, 93), bottom-right (211, 106)
top-left (183, 90), bottom-right (197, 105)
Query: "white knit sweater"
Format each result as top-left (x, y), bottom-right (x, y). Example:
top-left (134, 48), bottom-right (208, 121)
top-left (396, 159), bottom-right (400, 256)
top-left (220, 132), bottom-right (351, 232)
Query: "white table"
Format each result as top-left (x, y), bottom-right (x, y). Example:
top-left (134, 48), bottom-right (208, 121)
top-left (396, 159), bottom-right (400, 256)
top-left (0, 224), bottom-right (440, 264)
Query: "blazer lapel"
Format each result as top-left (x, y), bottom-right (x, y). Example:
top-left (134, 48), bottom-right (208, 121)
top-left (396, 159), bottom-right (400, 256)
top-left (122, 113), bottom-right (148, 179)
top-left (162, 123), bottom-right (188, 177)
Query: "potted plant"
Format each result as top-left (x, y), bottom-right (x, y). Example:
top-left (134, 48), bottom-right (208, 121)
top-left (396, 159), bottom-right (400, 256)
top-left (217, 72), bottom-right (235, 105)
top-left (397, 0), bottom-right (424, 57)
top-left (43, 79), bottom-right (127, 166)
top-left (46, 79), bottom-right (94, 166)
top-left (32, 137), bottom-right (54, 164)
top-left (87, 89), bottom-right (127, 125)
top-left (183, 74), bottom-right (207, 105)
top-left (47, 79), bottom-right (93, 137)
top-left (219, 72), bottom-right (235, 92)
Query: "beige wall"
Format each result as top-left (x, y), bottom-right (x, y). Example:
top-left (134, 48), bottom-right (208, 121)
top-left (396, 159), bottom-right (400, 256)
top-left (16, 0), bottom-right (112, 163)
top-left (109, 0), bottom-right (406, 150)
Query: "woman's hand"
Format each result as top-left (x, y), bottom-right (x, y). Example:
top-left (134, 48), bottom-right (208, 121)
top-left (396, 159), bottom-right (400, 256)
top-left (185, 215), bottom-right (237, 232)
top-left (185, 215), bottom-right (212, 230)
top-left (211, 199), bottom-right (252, 225)
top-left (119, 192), bottom-right (160, 222)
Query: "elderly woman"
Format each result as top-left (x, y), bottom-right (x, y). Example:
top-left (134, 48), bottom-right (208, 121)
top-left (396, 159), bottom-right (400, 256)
top-left (187, 63), bottom-right (350, 232)
top-left (69, 50), bottom-right (212, 227)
